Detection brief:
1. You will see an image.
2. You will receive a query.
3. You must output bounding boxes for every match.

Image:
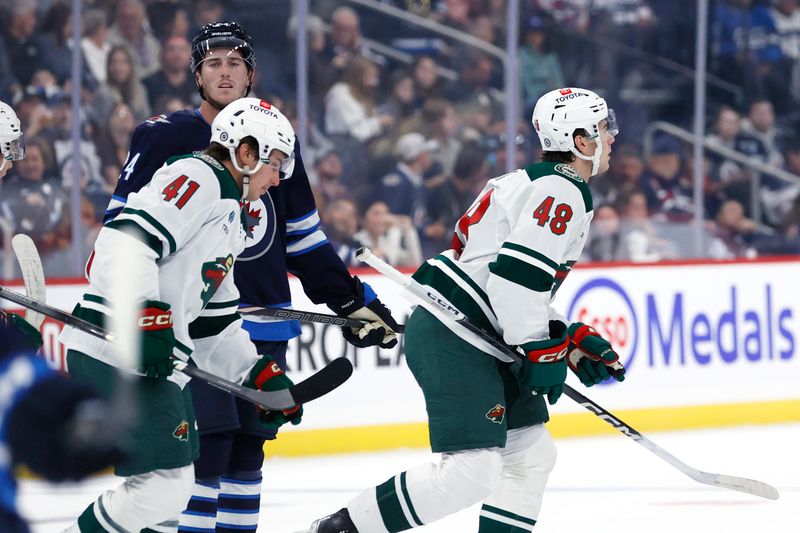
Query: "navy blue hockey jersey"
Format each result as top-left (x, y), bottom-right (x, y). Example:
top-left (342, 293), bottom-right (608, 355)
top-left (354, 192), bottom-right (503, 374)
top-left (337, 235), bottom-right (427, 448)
top-left (105, 109), bottom-right (357, 341)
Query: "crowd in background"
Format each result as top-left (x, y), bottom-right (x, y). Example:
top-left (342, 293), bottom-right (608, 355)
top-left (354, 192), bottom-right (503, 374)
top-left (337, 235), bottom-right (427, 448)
top-left (1, 0), bottom-right (799, 277)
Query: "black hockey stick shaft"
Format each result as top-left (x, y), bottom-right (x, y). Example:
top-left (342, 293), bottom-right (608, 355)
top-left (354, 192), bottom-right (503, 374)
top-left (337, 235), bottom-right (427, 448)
top-left (238, 305), bottom-right (406, 333)
top-left (356, 247), bottom-right (779, 500)
top-left (0, 286), bottom-right (353, 411)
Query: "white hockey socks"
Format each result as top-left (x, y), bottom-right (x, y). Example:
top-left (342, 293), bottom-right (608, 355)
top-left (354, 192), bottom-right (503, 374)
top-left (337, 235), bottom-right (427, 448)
top-left (479, 425), bottom-right (557, 533)
top-left (216, 473), bottom-right (262, 532)
top-left (348, 448), bottom-right (503, 533)
top-left (178, 479), bottom-right (220, 533)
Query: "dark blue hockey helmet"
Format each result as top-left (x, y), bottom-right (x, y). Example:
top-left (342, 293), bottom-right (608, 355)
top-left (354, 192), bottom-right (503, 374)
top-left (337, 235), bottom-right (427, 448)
top-left (190, 21), bottom-right (256, 73)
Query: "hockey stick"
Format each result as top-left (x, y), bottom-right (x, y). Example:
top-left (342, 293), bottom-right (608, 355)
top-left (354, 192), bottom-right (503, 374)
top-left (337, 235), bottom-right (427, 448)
top-left (356, 247), bottom-right (780, 501)
top-left (11, 234), bottom-right (46, 330)
top-left (0, 286), bottom-right (353, 411)
top-left (238, 305), bottom-right (406, 333)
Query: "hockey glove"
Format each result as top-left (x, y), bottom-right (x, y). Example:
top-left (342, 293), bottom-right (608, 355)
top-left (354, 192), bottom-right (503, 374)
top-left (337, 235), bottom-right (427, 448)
top-left (331, 276), bottom-right (400, 349)
top-left (138, 300), bottom-right (176, 380)
top-left (0, 310), bottom-right (43, 357)
top-left (519, 320), bottom-right (569, 405)
top-left (567, 322), bottom-right (626, 387)
top-left (249, 355), bottom-right (303, 432)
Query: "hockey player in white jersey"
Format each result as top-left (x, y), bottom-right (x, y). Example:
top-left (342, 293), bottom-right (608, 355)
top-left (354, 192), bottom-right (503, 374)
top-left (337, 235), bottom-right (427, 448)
top-left (59, 97), bottom-right (297, 533)
top-left (303, 87), bottom-right (627, 533)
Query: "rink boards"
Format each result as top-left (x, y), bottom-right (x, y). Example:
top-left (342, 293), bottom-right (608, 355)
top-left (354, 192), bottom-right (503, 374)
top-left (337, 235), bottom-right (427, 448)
top-left (4, 257), bottom-right (800, 456)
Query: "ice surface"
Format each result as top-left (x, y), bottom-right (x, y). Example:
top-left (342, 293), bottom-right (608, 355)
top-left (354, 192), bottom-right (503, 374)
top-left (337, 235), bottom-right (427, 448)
top-left (20, 423), bottom-right (799, 532)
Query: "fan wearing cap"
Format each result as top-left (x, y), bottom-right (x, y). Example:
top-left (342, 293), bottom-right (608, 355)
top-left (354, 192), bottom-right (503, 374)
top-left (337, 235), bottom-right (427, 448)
top-left (302, 88), bottom-right (625, 533)
top-left (0, 100), bottom-right (24, 179)
top-left (59, 98), bottom-right (296, 532)
top-left (100, 21), bottom-right (400, 533)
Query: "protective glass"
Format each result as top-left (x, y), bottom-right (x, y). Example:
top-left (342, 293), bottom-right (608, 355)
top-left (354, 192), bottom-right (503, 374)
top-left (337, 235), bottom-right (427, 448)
top-left (605, 108), bottom-right (619, 137)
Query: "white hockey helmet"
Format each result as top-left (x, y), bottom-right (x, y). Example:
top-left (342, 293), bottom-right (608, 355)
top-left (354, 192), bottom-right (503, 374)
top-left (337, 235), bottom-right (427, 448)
top-left (211, 98), bottom-right (296, 197)
top-left (0, 100), bottom-right (24, 173)
top-left (532, 87), bottom-right (618, 175)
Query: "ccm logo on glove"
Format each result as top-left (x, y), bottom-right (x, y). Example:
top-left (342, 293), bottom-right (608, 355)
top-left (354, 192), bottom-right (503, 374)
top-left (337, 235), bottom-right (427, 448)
top-left (138, 309), bottom-right (173, 329)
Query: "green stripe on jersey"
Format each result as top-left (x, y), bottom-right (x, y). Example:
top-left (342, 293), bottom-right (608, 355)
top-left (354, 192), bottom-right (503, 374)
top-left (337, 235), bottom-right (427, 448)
top-left (188, 314), bottom-right (240, 339)
top-left (204, 299), bottom-right (240, 309)
top-left (435, 254), bottom-right (494, 311)
top-left (413, 260), bottom-right (497, 334)
top-left (119, 208), bottom-right (178, 255)
top-left (375, 477), bottom-right (412, 532)
top-left (524, 161), bottom-right (592, 212)
top-left (106, 219), bottom-right (165, 258)
top-left (489, 254), bottom-right (554, 292)
top-left (501, 242), bottom-right (559, 271)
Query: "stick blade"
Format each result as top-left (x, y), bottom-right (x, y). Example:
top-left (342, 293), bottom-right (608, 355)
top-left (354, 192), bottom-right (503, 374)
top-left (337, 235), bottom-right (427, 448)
top-left (713, 474), bottom-right (780, 500)
top-left (290, 357), bottom-right (354, 405)
top-left (11, 234), bottom-right (46, 329)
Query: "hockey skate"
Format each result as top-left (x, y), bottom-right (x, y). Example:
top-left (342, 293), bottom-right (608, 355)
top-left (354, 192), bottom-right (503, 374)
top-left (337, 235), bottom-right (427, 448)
top-left (298, 508), bottom-right (358, 533)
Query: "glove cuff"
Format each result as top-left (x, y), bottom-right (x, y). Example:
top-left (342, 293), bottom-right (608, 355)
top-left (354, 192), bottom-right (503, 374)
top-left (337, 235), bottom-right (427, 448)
top-left (521, 336), bottom-right (569, 363)
top-left (248, 355), bottom-right (285, 390)
top-left (568, 322), bottom-right (600, 344)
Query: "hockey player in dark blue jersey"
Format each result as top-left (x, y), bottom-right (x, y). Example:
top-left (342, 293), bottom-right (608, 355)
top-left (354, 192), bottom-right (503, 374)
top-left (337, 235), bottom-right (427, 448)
top-left (104, 22), bottom-right (400, 533)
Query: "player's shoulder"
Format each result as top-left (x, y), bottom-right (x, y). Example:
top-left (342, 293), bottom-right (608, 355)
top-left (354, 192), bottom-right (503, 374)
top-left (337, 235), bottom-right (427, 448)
top-left (162, 153), bottom-right (240, 201)
top-left (134, 109), bottom-right (206, 138)
top-left (523, 161), bottom-right (592, 212)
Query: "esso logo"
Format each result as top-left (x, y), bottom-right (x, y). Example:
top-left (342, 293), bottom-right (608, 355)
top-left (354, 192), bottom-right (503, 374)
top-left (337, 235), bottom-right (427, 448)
top-left (567, 278), bottom-right (638, 371)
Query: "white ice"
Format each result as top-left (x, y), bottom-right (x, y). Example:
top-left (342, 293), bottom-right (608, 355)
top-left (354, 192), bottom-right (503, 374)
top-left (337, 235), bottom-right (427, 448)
top-left (20, 422), bottom-right (799, 533)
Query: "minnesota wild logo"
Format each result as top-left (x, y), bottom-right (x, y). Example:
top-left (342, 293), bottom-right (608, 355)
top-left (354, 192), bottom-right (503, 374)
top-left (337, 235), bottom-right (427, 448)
top-left (200, 254), bottom-right (234, 307)
top-left (172, 420), bottom-right (189, 442)
top-left (485, 404), bottom-right (506, 424)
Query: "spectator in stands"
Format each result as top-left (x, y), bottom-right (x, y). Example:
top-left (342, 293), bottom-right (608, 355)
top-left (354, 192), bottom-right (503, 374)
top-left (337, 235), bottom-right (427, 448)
top-left (379, 70), bottom-right (417, 126)
top-left (39, 2), bottom-right (74, 84)
top-left (375, 132), bottom-right (437, 230)
top-left (444, 50), bottom-right (503, 120)
top-left (412, 55), bottom-right (445, 106)
top-left (591, 143), bottom-right (645, 208)
top-left (80, 9), bottom-right (112, 87)
top-left (311, 150), bottom-right (348, 208)
top-left (323, 6), bottom-right (385, 77)
top-left (710, 198), bottom-right (767, 257)
top-left (0, 137), bottom-right (67, 253)
top-left (421, 99), bottom-right (461, 177)
top-left (737, 98), bottom-right (786, 168)
top-left (519, 16), bottom-right (564, 114)
top-left (147, 1), bottom-right (191, 41)
top-left (785, 138), bottom-right (800, 176)
top-left (94, 45), bottom-right (151, 123)
top-left (192, 0), bottom-right (228, 30)
top-left (143, 36), bottom-right (196, 113)
top-left (321, 198), bottom-right (361, 267)
top-left (640, 135), bottom-right (695, 222)
top-left (423, 140), bottom-right (489, 257)
top-left (1, 0), bottom-right (54, 88)
top-left (325, 56), bottom-right (394, 143)
top-left (40, 93), bottom-right (105, 194)
top-left (108, 0), bottom-right (161, 79)
top-left (354, 199), bottom-right (423, 268)
top-left (94, 102), bottom-right (137, 188)
top-left (287, 14), bottom-right (336, 119)
top-left (582, 204), bottom-right (622, 262)
top-left (616, 190), bottom-right (680, 262)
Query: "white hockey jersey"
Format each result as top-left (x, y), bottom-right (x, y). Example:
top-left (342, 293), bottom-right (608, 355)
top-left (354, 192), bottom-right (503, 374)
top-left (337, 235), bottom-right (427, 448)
top-left (59, 153), bottom-right (262, 386)
top-left (412, 161), bottom-right (593, 353)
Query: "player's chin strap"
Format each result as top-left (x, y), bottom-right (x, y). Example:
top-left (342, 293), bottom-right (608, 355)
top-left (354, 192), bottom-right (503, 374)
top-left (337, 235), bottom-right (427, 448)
top-left (241, 169), bottom-right (250, 201)
top-left (0, 157), bottom-right (8, 174)
top-left (570, 137), bottom-right (602, 177)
